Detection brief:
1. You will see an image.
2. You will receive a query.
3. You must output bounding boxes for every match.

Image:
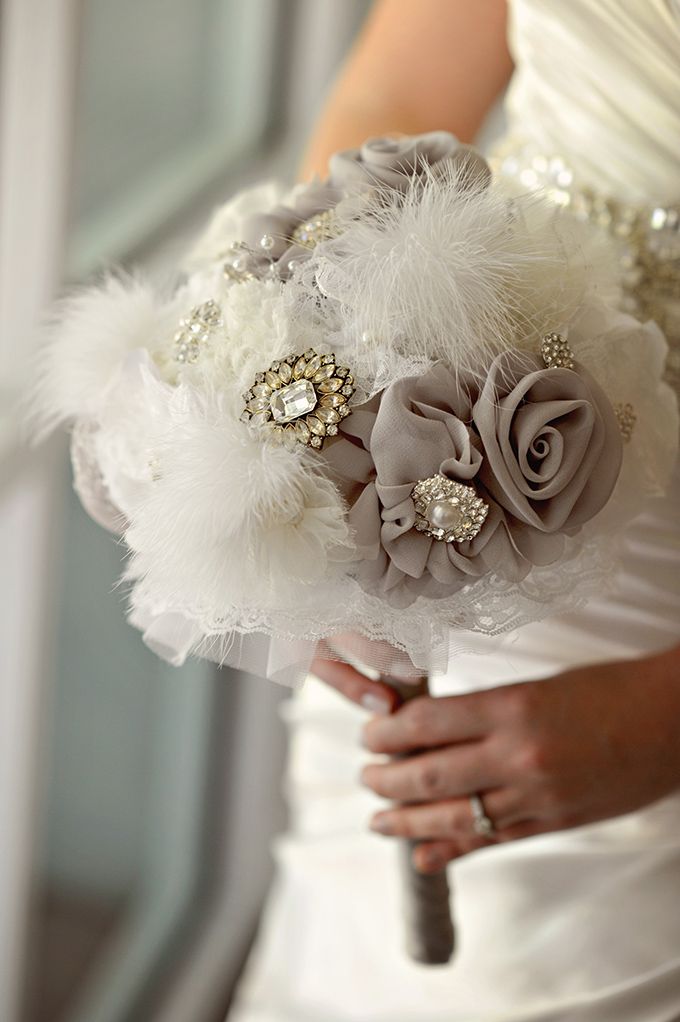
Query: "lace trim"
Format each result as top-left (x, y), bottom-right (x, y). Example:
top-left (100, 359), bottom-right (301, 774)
top-left (130, 524), bottom-right (623, 679)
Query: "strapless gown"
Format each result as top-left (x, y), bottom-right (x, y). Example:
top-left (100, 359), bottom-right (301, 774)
top-left (228, 3), bottom-right (680, 1019)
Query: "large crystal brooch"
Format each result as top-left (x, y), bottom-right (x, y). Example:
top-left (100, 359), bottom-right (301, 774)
top-left (174, 299), bottom-right (222, 364)
top-left (412, 475), bottom-right (489, 543)
top-left (541, 332), bottom-right (575, 369)
top-left (241, 349), bottom-right (355, 449)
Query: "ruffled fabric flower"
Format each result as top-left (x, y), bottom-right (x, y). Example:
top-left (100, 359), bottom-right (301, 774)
top-left (328, 131), bottom-right (490, 192)
top-left (324, 364), bottom-right (531, 608)
top-left (566, 299), bottom-right (679, 502)
top-left (473, 350), bottom-right (623, 563)
top-left (237, 179), bottom-right (343, 279)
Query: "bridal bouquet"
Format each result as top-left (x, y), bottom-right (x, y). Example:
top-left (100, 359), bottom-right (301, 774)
top-left (33, 132), bottom-right (677, 681)
top-left (31, 131), bottom-right (678, 962)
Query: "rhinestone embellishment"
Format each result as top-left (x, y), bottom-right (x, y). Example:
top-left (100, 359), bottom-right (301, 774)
top-left (222, 241), bottom-right (256, 283)
top-left (241, 349), bottom-right (355, 449)
top-left (174, 299), bottom-right (222, 364)
top-left (412, 476), bottom-right (489, 543)
top-left (541, 332), bottom-right (575, 369)
top-left (290, 209), bottom-right (338, 250)
top-left (614, 401), bottom-right (637, 443)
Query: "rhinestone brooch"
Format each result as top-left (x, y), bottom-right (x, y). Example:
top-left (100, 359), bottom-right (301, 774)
top-left (291, 209), bottom-right (338, 250)
top-left (241, 349), bottom-right (355, 449)
top-left (174, 299), bottom-right (223, 364)
top-left (541, 332), bottom-right (575, 370)
top-left (412, 475), bottom-right (489, 543)
top-left (614, 401), bottom-right (637, 443)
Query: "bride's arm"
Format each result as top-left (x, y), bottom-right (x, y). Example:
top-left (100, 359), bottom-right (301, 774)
top-left (298, 0), bottom-right (513, 181)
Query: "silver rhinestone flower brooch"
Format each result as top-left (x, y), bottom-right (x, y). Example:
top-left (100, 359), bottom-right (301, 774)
top-left (541, 332), bottom-right (575, 369)
top-left (174, 300), bottom-right (223, 364)
top-left (412, 475), bottom-right (489, 543)
top-left (241, 348), bottom-right (355, 449)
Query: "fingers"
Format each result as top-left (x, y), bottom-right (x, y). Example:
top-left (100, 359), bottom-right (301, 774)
top-left (362, 692), bottom-right (492, 754)
top-left (361, 743), bottom-right (498, 802)
top-left (410, 814), bottom-right (563, 872)
top-left (310, 656), bottom-right (402, 715)
top-left (369, 789), bottom-right (520, 839)
top-left (411, 838), bottom-right (489, 874)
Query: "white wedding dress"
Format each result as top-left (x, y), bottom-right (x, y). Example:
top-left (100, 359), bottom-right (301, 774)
top-left (228, 3), bottom-right (680, 1019)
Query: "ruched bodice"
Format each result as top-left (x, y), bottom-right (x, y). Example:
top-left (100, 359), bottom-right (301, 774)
top-left (504, 0), bottom-right (680, 203)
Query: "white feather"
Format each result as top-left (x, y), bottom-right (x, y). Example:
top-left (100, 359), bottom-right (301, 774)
top-left (27, 273), bottom-right (177, 442)
top-left (311, 164), bottom-right (619, 390)
top-left (125, 387), bottom-right (353, 619)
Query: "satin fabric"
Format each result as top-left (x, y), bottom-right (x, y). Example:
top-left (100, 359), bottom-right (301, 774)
top-left (228, 3), bottom-right (680, 1019)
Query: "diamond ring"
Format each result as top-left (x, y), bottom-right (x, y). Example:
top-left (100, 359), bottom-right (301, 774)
top-left (469, 793), bottom-right (495, 838)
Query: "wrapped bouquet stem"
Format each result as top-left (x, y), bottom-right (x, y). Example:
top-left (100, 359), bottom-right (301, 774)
top-left (383, 673), bottom-right (455, 965)
top-left (30, 131), bottom-right (678, 964)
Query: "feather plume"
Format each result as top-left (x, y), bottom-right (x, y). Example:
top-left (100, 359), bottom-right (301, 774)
top-left (311, 164), bottom-right (618, 390)
top-left (125, 387), bottom-right (353, 619)
top-left (27, 273), bottom-right (177, 442)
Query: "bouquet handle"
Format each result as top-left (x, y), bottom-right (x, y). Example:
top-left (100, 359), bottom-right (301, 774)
top-left (381, 675), bottom-right (455, 965)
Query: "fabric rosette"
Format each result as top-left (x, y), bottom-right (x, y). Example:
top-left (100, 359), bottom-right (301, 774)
top-left (325, 352), bottom-right (625, 608)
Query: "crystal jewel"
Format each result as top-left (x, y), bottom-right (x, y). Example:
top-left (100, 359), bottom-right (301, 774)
top-left (411, 475), bottom-right (489, 543)
top-left (290, 209), bottom-right (338, 250)
top-left (614, 401), bottom-right (637, 443)
top-left (173, 299), bottom-right (222, 365)
top-left (243, 347), bottom-right (356, 449)
top-left (541, 332), bottom-right (575, 369)
top-left (270, 379), bottom-right (318, 423)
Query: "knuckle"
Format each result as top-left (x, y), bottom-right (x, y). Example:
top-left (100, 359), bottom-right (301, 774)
top-left (502, 683), bottom-right (537, 724)
top-left (398, 814), bottom-right (415, 838)
top-left (417, 761), bottom-right (442, 797)
top-left (445, 804), bottom-right (463, 834)
top-left (404, 697), bottom-right (432, 738)
top-left (515, 739), bottom-right (551, 778)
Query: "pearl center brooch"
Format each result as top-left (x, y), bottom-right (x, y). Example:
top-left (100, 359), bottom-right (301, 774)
top-left (412, 475), bottom-right (489, 543)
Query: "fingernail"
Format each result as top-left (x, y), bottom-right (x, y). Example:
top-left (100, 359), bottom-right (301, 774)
top-left (361, 692), bottom-right (390, 716)
top-left (370, 814), bottom-right (394, 834)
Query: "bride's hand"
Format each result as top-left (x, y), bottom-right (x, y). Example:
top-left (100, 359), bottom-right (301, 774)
top-left (314, 644), bottom-right (680, 874)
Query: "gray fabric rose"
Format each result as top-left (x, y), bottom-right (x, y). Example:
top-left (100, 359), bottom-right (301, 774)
top-left (234, 180), bottom-right (342, 279)
top-left (324, 364), bottom-right (530, 608)
top-left (473, 351), bottom-right (623, 564)
top-left (227, 133), bottom-right (489, 283)
top-left (328, 132), bottom-right (491, 193)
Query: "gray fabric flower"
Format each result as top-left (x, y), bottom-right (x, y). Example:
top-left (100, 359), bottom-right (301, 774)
top-left (234, 180), bottom-right (342, 280)
top-left (328, 131), bottom-right (491, 193)
top-left (472, 350), bottom-right (623, 564)
top-left (324, 364), bottom-right (530, 608)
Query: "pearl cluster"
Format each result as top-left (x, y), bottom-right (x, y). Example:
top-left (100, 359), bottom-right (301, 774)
top-left (174, 299), bottom-right (223, 364)
top-left (291, 209), bottom-right (338, 250)
top-left (222, 241), bottom-right (257, 283)
top-left (541, 332), bottom-right (575, 370)
top-left (241, 349), bottom-right (355, 450)
top-left (614, 401), bottom-right (637, 443)
top-left (412, 475), bottom-right (489, 544)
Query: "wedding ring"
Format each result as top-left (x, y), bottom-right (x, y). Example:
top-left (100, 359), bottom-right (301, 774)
top-left (469, 793), bottom-right (495, 837)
